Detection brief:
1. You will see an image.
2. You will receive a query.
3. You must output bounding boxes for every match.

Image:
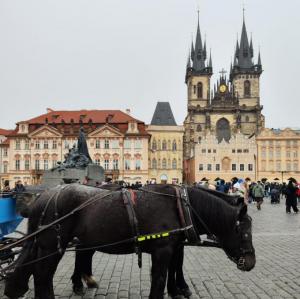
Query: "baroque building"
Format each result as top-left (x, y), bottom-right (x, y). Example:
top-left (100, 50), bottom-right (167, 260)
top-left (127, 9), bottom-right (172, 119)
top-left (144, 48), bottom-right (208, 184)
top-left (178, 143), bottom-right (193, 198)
top-left (184, 15), bottom-right (264, 183)
top-left (0, 109), bottom-right (150, 186)
top-left (256, 128), bottom-right (300, 182)
top-left (147, 102), bottom-right (184, 184)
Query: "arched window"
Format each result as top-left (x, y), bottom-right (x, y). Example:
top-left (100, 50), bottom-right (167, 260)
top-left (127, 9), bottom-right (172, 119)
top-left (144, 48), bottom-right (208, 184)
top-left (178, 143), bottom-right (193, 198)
top-left (172, 159), bottom-right (177, 169)
top-left (152, 139), bottom-right (157, 150)
top-left (162, 140), bottom-right (167, 151)
top-left (172, 140), bottom-right (177, 151)
top-left (216, 118), bottom-right (231, 143)
top-left (244, 80), bottom-right (251, 97)
top-left (152, 159), bottom-right (157, 169)
top-left (162, 158), bottom-right (167, 169)
top-left (197, 82), bottom-right (203, 99)
top-left (158, 140), bottom-right (161, 150)
top-left (245, 115), bottom-right (249, 122)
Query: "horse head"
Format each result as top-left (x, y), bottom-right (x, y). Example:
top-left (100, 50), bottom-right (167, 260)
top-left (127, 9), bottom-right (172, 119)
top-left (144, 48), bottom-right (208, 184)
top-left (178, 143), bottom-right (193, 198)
top-left (220, 203), bottom-right (255, 271)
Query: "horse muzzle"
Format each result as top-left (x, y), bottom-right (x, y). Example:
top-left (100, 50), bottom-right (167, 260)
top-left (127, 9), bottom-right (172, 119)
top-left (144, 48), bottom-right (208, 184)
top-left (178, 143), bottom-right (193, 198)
top-left (237, 253), bottom-right (256, 271)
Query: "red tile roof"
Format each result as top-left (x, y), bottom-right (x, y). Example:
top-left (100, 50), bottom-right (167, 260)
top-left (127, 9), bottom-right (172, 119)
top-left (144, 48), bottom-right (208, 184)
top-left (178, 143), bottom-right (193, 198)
top-left (0, 128), bottom-right (13, 136)
top-left (22, 110), bottom-right (143, 125)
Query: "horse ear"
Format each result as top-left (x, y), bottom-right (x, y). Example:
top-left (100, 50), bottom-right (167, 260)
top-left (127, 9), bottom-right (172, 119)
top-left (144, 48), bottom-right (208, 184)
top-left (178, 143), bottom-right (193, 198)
top-left (238, 204), bottom-right (247, 219)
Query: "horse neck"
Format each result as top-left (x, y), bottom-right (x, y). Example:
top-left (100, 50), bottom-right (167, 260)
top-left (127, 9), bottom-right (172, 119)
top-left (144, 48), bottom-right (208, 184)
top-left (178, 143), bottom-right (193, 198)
top-left (188, 188), bottom-right (237, 237)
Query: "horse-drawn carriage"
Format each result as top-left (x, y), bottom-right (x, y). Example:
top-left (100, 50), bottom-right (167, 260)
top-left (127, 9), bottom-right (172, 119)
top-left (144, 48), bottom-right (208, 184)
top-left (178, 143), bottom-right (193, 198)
top-left (0, 191), bottom-right (25, 280)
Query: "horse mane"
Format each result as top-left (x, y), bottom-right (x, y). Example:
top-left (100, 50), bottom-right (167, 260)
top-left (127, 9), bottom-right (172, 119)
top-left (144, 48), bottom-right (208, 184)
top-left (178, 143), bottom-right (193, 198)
top-left (188, 186), bottom-right (238, 236)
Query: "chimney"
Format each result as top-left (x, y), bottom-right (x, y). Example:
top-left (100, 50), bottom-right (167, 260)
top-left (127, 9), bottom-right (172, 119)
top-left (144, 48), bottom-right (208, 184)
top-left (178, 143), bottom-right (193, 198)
top-left (126, 109), bottom-right (131, 115)
top-left (47, 108), bottom-right (53, 113)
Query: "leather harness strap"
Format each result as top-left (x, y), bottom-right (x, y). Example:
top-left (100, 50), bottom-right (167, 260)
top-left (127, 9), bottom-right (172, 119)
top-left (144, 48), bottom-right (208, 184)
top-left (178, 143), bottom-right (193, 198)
top-left (122, 189), bottom-right (142, 268)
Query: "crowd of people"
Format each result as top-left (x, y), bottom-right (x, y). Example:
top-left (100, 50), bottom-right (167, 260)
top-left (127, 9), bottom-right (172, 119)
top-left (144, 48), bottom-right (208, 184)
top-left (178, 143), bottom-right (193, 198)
top-left (2, 177), bottom-right (299, 214)
top-left (194, 177), bottom-right (299, 214)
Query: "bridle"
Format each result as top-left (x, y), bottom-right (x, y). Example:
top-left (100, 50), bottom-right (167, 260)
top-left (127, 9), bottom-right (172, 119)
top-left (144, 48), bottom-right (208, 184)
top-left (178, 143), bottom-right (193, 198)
top-left (225, 214), bottom-right (254, 269)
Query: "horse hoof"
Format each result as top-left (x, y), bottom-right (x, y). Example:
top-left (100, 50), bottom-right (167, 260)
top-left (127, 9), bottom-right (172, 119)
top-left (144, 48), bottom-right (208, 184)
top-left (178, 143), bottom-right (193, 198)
top-left (179, 287), bottom-right (192, 298)
top-left (82, 275), bottom-right (99, 288)
top-left (73, 285), bottom-right (84, 295)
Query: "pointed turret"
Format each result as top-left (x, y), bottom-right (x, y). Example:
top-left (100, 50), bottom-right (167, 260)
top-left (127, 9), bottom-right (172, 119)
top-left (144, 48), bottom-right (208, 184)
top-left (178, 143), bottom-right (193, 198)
top-left (191, 41), bottom-right (195, 62)
top-left (257, 50), bottom-right (262, 66)
top-left (249, 37), bottom-right (254, 58)
top-left (209, 50), bottom-right (213, 69)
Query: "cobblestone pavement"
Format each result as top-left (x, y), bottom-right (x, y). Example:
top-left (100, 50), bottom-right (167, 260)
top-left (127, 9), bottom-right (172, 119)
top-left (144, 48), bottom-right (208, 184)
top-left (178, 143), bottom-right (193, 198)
top-left (1, 198), bottom-right (300, 298)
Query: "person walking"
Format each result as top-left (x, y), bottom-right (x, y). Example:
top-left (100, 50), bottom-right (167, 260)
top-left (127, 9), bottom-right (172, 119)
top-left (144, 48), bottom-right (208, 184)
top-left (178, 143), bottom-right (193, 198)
top-left (253, 181), bottom-right (265, 210)
top-left (285, 179), bottom-right (299, 214)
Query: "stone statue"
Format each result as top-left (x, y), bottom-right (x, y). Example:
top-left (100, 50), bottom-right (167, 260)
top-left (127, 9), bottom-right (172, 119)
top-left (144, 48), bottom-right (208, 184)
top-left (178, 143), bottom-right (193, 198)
top-left (53, 127), bottom-right (92, 171)
top-left (236, 111), bottom-right (241, 129)
top-left (205, 113), bottom-right (211, 129)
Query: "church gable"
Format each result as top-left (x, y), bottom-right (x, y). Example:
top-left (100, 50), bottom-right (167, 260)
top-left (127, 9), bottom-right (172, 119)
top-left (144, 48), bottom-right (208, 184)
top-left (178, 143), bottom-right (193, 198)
top-left (28, 125), bottom-right (62, 138)
top-left (88, 125), bottom-right (124, 138)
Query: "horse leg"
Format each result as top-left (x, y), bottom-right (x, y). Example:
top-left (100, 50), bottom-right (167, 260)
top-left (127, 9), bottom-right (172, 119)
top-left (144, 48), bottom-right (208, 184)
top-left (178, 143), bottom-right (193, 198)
top-left (149, 246), bottom-right (173, 299)
top-left (71, 249), bottom-right (98, 294)
top-left (175, 245), bottom-right (192, 298)
top-left (32, 247), bottom-right (64, 299)
top-left (4, 241), bottom-right (37, 299)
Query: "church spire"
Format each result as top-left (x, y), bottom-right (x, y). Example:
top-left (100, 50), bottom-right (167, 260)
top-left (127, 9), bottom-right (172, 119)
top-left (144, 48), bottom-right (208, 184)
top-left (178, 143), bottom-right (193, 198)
top-left (209, 49), bottom-right (213, 69)
top-left (192, 11), bottom-right (206, 71)
top-left (257, 50), bottom-right (262, 66)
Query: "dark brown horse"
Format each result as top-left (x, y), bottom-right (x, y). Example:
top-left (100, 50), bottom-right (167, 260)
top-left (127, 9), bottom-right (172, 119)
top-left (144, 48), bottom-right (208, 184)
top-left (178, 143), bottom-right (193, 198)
top-left (5, 184), bottom-right (255, 299)
top-left (70, 185), bottom-right (246, 298)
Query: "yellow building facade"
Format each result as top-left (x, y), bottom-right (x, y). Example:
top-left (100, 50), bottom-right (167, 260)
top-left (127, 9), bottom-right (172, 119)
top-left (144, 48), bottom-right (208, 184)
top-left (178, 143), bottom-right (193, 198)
top-left (256, 128), bottom-right (300, 182)
top-left (147, 102), bottom-right (184, 184)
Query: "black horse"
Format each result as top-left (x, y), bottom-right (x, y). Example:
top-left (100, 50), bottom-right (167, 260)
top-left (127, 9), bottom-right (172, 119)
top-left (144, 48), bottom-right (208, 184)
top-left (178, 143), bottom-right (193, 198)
top-left (70, 185), bottom-right (246, 298)
top-left (4, 184), bottom-right (255, 299)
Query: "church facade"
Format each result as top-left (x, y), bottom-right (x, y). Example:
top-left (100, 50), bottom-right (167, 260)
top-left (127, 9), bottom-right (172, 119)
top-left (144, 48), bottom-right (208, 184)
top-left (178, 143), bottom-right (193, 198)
top-left (184, 16), bottom-right (264, 183)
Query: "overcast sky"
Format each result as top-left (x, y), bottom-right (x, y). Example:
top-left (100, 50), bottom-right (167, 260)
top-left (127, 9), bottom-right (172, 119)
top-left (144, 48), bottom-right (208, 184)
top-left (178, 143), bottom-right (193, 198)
top-left (0, 0), bottom-right (299, 129)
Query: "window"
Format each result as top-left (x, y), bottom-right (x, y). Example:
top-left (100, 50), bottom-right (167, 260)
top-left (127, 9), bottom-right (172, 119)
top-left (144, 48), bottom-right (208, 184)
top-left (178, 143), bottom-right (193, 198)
top-left (248, 164), bottom-right (253, 171)
top-left (276, 150), bottom-right (281, 158)
top-left (197, 82), bottom-right (203, 99)
top-left (216, 164), bottom-right (220, 171)
top-left (3, 164), bottom-right (7, 173)
top-left (44, 160), bottom-right (48, 170)
top-left (104, 139), bottom-right (109, 149)
top-left (293, 163), bottom-right (298, 171)
top-left (196, 125), bottom-right (202, 132)
top-left (172, 159), bottom-right (177, 169)
top-left (35, 160), bottom-right (40, 170)
top-left (95, 159), bottom-right (100, 166)
top-left (193, 85), bottom-right (196, 94)
top-left (125, 159), bottom-right (130, 170)
top-left (162, 140), bottom-right (167, 150)
top-left (135, 160), bottom-right (141, 170)
top-left (208, 149), bottom-right (211, 153)
top-left (276, 162), bottom-right (281, 171)
top-left (25, 160), bottom-right (30, 170)
top-left (64, 140), bottom-right (69, 149)
top-left (162, 158), bottom-right (167, 169)
top-left (112, 140), bottom-right (119, 149)
top-left (294, 151), bottom-right (298, 158)
top-left (261, 150), bottom-right (266, 158)
top-left (201, 149), bottom-right (206, 153)
top-left (245, 116), bottom-right (250, 122)
top-left (3, 148), bottom-right (7, 157)
top-left (52, 160), bottom-right (57, 168)
top-left (35, 140), bottom-right (40, 149)
top-left (95, 139), bottom-right (100, 149)
top-left (213, 149), bottom-right (216, 153)
top-left (135, 139), bottom-right (142, 149)
top-left (25, 140), bottom-right (30, 150)
top-left (232, 149), bottom-right (236, 153)
top-left (232, 164), bottom-right (237, 171)
top-left (287, 163), bottom-right (291, 171)
top-left (113, 159), bottom-right (119, 170)
top-left (237, 149), bottom-right (242, 153)
top-left (240, 164), bottom-right (244, 171)
top-left (15, 160), bottom-right (20, 170)
top-left (172, 140), bottom-right (177, 151)
top-left (124, 139), bottom-right (131, 149)
top-left (15, 140), bottom-right (21, 150)
top-left (287, 152), bottom-right (291, 158)
top-left (44, 140), bottom-right (48, 149)
top-left (152, 159), bottom-right (157, 169)
top-left (104, 159), bottom-right (109, 170)
top-left (152, 140), bottom-right (157, 150)
top-left (269, 151), bottom-right (273, 159)
top-left (199, 164), bottom-right (204, 171)
top-left (52, 140), bottom-right (57, 149)
top-left (286, 140), bottom-right (291, 147)
top-left (243, 149), bottom-right (249, 153)
top-left (244, 80), bottom-right (251, 97)
top-left (207, 164), bottom-right (212, 171)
